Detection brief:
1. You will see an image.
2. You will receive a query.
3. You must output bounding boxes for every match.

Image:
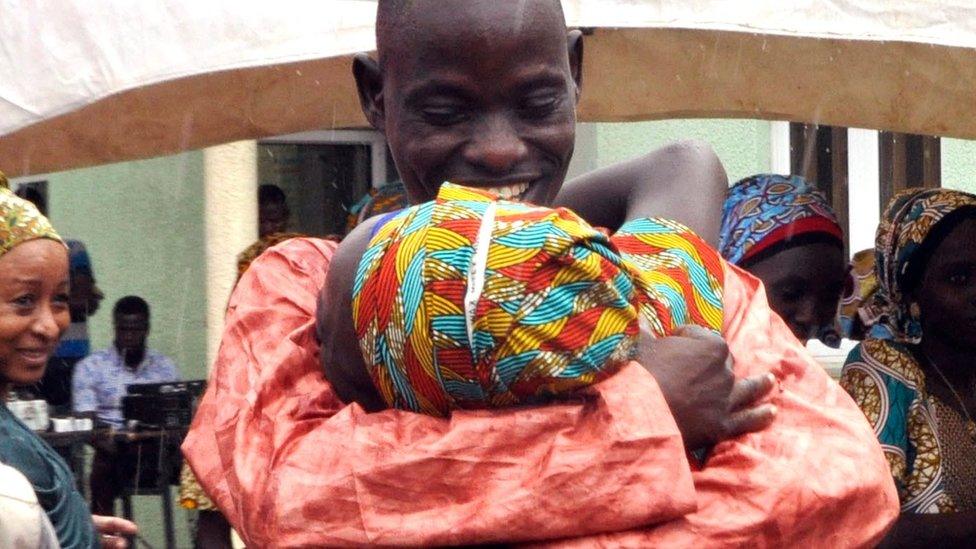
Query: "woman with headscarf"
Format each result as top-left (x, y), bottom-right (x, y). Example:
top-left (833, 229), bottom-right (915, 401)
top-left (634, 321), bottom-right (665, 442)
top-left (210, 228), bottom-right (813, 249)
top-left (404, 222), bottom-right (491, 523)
top-left (720, 174), bottom-right (847, 345)
top-left (0, 172), bottom-right (137, 548)
top-left (840, 188), bottom-right (976, 546)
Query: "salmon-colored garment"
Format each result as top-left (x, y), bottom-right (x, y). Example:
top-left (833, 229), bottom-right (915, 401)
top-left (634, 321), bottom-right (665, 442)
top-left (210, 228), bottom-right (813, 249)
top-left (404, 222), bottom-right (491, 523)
top-left (543, 263), bottom-right (900, 547)
top-left (183, 238), bottom-right (696, 547)
top-left (183, 237), bottom-right (898, 548)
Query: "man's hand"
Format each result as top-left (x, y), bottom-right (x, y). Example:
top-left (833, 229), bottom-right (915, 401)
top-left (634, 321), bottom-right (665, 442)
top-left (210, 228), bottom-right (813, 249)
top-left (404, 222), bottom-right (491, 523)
top-left (638, 323), bottom-right (777, 451)
top-left (92, 515), bottom-right (138, 549)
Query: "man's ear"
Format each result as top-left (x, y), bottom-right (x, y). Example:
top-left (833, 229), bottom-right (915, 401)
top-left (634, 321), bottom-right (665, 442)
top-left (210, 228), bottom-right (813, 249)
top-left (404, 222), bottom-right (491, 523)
top-left (352, 53), bottom-right (385, 130)
top-left (567, 30), bottom-right (584, 101)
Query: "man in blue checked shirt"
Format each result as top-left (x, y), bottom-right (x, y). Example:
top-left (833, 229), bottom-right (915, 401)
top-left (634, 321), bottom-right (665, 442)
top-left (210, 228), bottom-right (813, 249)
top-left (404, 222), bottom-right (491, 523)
top-left (72, 295), bottom-right (179, 514)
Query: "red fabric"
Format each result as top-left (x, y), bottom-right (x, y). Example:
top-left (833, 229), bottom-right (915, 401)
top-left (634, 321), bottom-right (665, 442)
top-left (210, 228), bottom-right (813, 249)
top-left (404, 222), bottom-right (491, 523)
top-left (740, 216), bottom-right (845, 265)
top-left (183, 238), bottom-right (696, 547)
top-left (183, 238), bottom-right (898, 548)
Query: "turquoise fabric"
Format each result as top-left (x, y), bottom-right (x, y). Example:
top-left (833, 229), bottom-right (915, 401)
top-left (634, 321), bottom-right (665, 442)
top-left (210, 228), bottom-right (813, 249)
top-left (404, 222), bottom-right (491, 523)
top-left (0, 404), bottom-right (97, 548)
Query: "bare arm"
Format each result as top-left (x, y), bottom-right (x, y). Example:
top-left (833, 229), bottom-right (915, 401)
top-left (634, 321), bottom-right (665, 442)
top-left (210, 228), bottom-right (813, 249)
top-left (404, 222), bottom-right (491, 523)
top-left (554, 139), bottom-right (728, 246)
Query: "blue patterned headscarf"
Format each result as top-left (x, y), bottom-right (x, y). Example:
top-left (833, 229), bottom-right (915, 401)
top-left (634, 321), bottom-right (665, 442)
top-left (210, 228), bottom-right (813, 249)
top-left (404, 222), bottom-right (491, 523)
top-left (720, 174), bottom-right (843, 266)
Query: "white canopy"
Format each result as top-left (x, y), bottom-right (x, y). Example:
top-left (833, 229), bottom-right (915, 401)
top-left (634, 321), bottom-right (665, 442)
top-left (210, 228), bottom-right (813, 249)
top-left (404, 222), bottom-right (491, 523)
top-left (2, 0), bottom-right (975, 176)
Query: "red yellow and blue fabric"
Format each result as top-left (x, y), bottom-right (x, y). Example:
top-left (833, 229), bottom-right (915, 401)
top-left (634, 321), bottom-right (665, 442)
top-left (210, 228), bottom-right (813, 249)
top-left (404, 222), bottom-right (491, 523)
top-left (719, 174), bottom-right (843, 266)
top-left (352, 183), bottom-right (723, 416)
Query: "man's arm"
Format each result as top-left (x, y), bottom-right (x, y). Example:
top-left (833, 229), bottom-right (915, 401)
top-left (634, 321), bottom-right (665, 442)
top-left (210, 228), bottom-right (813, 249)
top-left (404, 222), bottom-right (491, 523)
top-left (159, 355), bottom-right (180, 382)
top-left (70, 358), bottom-right (98, 415)
top-left (554, 140), bottom-right (728, 246)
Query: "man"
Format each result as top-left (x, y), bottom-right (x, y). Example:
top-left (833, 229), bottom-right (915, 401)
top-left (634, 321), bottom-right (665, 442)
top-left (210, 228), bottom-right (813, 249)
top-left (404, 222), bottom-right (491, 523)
top-left (184, 1), bottom-right (898, 545)
top-left (257, 183), bottom-right (289, 238)
top-left (73, 296), bottom-right (179, 514)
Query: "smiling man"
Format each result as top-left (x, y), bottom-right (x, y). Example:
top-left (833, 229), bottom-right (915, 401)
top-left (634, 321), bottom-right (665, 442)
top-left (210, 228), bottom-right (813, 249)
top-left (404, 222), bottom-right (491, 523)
top-left (183, 0), bottom-right (897, 546)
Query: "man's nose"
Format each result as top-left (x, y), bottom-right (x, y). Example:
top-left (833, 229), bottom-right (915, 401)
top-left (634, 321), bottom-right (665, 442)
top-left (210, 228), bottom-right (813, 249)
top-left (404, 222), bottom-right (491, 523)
top-left (462, 114), bottom-right (529, 175)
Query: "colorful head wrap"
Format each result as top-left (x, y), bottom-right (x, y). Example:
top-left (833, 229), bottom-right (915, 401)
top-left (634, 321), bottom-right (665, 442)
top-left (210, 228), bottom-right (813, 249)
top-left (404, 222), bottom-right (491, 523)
top-left (720, 174), bottom-right (843, 266)
top-left (346, 181), bottom-right (409, 233)
top-left (837, 249), bottom-right (884, 340)
top-left (0, 172), bottom-right (62, 256)
top-left (868, 188), bottom-right (976, 343)
top-left (352, 183), bottom-right (724, 416)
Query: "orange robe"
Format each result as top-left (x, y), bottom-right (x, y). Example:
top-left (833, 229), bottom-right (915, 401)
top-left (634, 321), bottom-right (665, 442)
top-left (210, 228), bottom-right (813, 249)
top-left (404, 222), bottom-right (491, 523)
top-left (182, 237), bottom-right (898, 548)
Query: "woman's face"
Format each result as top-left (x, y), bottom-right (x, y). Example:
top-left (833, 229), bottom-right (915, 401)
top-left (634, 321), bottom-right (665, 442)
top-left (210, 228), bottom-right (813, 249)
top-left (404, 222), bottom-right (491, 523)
top-left (914, 217), bottom-right (976, 352)
top-left (746, 242), bottom-right (847, 342)
top-left (0, 239), bottom-right (70, 387)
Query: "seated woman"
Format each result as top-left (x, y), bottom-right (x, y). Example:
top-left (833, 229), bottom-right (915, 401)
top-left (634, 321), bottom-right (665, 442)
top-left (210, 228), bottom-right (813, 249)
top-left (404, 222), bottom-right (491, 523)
top-left (841, 188), bottom-right (976, 546)
top-left (0, 174), bottom-right (137, 549)
top-left (720, 174), bottom-right (847, 345)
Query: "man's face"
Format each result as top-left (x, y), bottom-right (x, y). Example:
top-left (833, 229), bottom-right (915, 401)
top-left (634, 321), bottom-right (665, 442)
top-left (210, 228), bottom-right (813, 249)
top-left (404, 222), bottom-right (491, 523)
top-left (259, 201), bottom-right (289, 238)
top-left (914, 217), bottom-right (976, 351)
top-left (361, 0), bottom-right (581, 206)
top-left (114, 313), bottom-right (149, 356)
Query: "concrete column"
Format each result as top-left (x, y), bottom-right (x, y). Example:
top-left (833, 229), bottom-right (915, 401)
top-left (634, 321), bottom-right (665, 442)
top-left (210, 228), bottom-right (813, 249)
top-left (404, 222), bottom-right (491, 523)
top-left (847, 128), bottom-right (880, 256)
top-left (203, 141), bottom-right (258, 370)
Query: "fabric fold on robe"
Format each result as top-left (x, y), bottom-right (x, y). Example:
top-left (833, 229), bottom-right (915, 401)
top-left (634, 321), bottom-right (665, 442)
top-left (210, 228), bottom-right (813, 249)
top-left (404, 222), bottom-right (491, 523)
top-left (183, 237), bottom-right (899, 548)
top-left (183, 238), bottom-right (696, 547)
top-left (537, 263), bottom-right (899, 547)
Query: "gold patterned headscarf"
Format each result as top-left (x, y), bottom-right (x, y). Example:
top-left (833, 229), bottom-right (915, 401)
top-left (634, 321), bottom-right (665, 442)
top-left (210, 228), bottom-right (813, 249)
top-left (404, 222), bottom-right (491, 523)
top-left (0, 171), bottom-right (63, 256)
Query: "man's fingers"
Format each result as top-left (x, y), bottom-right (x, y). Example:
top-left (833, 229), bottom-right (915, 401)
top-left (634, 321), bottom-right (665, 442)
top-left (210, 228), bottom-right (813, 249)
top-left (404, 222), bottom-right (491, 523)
top-left (92, 515), bottom-right (139, 536)
top-left (728, 373), bottom-right (776, 411)
top-left (100, 535), bottom-right (128, 549)
top-left (724, 404), bottom-right (777, 438)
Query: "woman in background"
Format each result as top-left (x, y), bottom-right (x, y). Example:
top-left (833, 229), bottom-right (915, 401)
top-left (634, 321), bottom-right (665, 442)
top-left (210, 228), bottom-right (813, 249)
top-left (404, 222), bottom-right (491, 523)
top-left (0, 171), bottom-right (137, 549)
top-left (841, 188), bottom-right (976, 546)
top-left (720, 174), bottom-right (847, 346)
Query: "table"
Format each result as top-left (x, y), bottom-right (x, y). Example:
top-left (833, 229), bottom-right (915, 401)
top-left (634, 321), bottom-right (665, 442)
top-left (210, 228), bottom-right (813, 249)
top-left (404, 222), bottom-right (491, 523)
top-left (39, 427), bottom-right (186, 549)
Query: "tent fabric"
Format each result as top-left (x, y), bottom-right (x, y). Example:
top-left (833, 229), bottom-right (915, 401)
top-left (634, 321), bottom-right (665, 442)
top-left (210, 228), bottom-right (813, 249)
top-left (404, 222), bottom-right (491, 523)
top-left (3, 1), bottom-right (976, 175)
top-left (182, 236), bottom-right (898, 547)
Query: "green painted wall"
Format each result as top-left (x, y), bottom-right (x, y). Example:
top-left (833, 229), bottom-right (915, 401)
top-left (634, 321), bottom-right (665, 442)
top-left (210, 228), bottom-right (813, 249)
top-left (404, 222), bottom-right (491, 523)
top-left (594, 119), bottom-right (772, 181)
top-left (45, 153), bottom-right (208, 383)
top-left (941, 138), bottom-right (976, 194)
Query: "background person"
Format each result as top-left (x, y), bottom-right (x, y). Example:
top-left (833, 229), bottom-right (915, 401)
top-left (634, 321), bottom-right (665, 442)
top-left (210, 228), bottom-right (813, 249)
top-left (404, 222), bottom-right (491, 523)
top-left (0, 172), bottom-right (136, 548)
top-left (841, 188), bottom-right (976, 546)
top-left (257, 183), bottom-right (289, 238)
top-left (719, 174), bottom-right (847, 345)
top-left (72, 295), bottom-right (180, 515)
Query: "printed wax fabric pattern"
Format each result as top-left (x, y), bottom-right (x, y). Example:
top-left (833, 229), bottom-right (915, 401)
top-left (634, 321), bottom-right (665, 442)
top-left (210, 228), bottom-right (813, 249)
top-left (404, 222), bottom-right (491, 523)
top-left (868, 188), bottom-right (976, 344)
top-left (719, 173), bottom-right (842, 266)
top-left (841, 338), bottom-right (966, 512)
top-left (0, 185), bottom-right (62, 256)
top-left (353, 183), bottom-right (723, 416)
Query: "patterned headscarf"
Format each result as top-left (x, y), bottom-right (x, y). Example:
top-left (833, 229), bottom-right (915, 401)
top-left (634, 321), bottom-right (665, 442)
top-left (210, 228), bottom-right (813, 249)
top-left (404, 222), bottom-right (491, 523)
top-left (352, 183), bottom-right (724, 416)
top-left (838, 249), bottom-right (888, 340)
top-left (720, 174), bottom-right (843, 266)
top-left (0, 172), bottom-right (62, 256)
top-left (869, 188), bottom-right (976, 343)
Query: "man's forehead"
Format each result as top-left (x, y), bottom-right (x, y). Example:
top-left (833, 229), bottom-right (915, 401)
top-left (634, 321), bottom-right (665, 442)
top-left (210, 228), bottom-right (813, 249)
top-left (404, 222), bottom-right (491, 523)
top-left (379, 0), bottom-right (567, 57)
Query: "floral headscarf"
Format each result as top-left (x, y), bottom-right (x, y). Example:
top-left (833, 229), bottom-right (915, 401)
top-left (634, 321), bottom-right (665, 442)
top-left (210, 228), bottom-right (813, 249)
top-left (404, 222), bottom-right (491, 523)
top-left (0, 172), bottom-right (62, 256)
top-left (869, 188), bottom-right (976, 343)
top-left (838, 249), bottom-right (893, 340)
top-left (353, 183), bottom-right (724, 416)
top-left (720, 174), bottom-right (843, 266)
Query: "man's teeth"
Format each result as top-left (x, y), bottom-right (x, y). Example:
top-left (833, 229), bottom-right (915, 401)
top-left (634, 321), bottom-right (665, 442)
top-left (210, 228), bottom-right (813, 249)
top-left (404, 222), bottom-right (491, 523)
top-left (491, 182), bottom-right (530, 199)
